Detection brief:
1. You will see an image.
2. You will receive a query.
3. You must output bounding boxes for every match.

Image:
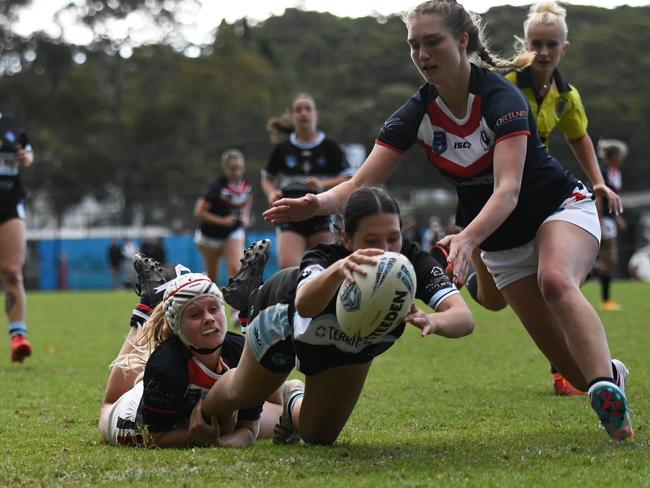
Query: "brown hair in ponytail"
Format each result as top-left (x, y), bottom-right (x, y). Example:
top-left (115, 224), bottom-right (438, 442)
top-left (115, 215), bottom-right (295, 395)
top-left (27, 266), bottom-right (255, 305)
top-left (404, 0), bottom-right (534, 71)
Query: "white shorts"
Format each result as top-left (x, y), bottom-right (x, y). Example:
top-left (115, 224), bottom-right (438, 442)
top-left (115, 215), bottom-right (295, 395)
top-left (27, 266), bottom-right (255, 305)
top-left (101, 381), bottom-right (144, 446)
top-left (482, 187), bottom-right (601, 290)
top-left (194, 228), bottom-right (245, 249)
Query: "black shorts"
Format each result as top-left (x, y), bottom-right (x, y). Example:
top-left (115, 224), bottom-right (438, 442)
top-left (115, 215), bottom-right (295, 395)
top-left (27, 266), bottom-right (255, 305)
top-left (293, 340), bottom-right (398, 376)
top-left (278, 216), bottom-right (332, 239)
top-left (0, 201), bottom-right (24, 225)
top-left (247, 267), bottom-right (300, 373)
top-left (248, 324), bottom-right (400, 376)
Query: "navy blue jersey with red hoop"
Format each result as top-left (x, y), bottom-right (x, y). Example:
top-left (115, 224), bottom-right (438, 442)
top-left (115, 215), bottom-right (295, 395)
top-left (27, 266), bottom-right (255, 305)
top-left (140, 332), bottom-right (262, 433)
top-left (377, 64), bottom-right (579, 251)
top-left (198, 176), bottom-right (252, 239)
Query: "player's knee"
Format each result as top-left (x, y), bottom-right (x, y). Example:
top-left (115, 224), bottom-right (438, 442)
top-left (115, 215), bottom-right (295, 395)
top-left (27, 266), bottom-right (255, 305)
top-left (98, 404), bottom-right (111, 443)
top-left (300, 427), bottom-right (339, 445)
top-left (538, 269), bottom-right (574, 303)
top-left (0, 264), bottom-right (22, 287)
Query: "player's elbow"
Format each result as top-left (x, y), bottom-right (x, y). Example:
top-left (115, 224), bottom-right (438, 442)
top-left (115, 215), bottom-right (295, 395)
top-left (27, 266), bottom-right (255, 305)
top-left (496, 185), bottom-right (520, 213)
top-left (444, 301), bottom-right (475, 338)
top-left (457, 309), bottom-right (475, 337)
top-left (294, 296), bottom-right (318, 318)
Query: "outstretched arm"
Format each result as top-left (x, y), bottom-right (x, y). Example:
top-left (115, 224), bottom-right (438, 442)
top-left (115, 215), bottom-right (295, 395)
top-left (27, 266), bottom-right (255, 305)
top-left (406, 294), bottom-right (474, 338)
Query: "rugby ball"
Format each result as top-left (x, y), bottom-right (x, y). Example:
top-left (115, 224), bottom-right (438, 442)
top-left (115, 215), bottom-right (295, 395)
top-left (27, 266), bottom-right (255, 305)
top-left (336, 252), bottom-right (417, 340)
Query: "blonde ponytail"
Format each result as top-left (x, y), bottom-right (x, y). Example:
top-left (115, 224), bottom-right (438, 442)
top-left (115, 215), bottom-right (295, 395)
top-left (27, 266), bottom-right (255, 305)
top-left (108, 304), bottom-right (174, 375)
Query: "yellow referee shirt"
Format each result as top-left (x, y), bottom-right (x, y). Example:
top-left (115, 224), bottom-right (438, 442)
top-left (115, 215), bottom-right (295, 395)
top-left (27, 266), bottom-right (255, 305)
top-left (505, 68), bottom-right (588, 149)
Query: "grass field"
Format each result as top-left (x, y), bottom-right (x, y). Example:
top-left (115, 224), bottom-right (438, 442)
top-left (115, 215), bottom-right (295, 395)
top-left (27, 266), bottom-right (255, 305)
top-left (1, 282), bottom-right (648, 486)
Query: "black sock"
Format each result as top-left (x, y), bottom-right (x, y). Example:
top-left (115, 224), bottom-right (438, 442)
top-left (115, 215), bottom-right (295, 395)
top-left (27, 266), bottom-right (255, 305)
top-left (587, 377), bottom-right (616, 390)
top-left (238, 285), bottom-right (261, 327)
top-left (600, 274), bottom-right (611, 301)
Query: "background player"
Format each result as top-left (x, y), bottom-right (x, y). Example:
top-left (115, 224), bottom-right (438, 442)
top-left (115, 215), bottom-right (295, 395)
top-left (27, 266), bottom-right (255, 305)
top-left (261, 94), bottom-right (352, 269)
top-left (0, 113), bottom-right (34, 363)
top-left (595, 138), bottom-right (627, 311)
top-left (194, 149), bottom-right (252, 284)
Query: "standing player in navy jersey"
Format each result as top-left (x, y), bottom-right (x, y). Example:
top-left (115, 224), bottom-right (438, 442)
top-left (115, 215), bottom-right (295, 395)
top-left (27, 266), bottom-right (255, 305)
top-left (461, 0), bottom-right (622, 396)
top-left (0, 113), bottom-right (34, 363)
top-left (261, 94), bottom-right (353, 269)
top-left (194, 149), bottom-right (252, 284)
top-left (595, 139), bottom-right (627, 312)
top-left (200, 186), bottom-right (473, 446)
top-left (264, 0), bottom-right (633, 442)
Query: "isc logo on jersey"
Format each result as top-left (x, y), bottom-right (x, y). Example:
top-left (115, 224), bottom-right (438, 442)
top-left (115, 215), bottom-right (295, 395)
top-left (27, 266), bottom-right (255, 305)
top-left (336, 252), bottom-right (417, 340)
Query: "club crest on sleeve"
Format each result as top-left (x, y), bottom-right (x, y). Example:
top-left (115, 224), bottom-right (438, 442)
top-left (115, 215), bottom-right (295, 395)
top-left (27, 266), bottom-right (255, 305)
top-left (480, 128), bottom-right (492, 150)
top-left (383, 117), bottom-right (404, 130)
top-left (555, 97), bottom-right (568, 118)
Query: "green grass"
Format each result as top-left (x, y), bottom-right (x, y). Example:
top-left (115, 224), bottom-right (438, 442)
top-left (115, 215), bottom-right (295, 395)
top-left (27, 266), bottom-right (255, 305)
top-left (1, 282), bottom-right (648, 486)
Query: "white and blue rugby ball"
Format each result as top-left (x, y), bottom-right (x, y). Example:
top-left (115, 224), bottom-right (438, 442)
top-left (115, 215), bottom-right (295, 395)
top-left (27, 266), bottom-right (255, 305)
top-left (336, 251), bottom-right (417, 340)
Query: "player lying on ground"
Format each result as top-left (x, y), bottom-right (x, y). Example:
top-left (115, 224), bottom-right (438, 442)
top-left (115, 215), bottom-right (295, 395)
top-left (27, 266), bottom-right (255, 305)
top-left (99, 256), bottom-right (289, 448)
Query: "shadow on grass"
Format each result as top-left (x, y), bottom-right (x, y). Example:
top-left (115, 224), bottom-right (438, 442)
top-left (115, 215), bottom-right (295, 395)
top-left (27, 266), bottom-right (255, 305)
top-left (23, 422), bottom-right (646, 486)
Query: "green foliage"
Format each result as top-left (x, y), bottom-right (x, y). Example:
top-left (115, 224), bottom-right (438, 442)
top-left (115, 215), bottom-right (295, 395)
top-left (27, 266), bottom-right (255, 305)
top-left (1, 5), bottom-right (649, 224)
top-left (485, 5), bottom-right (650, 185)
top-left (1, 282), bottom-right (648, 485)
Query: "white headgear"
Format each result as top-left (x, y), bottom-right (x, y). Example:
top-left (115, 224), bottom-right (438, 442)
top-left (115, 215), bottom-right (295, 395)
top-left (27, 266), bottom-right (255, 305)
top-left (162, 272), bottom-right (224, 350)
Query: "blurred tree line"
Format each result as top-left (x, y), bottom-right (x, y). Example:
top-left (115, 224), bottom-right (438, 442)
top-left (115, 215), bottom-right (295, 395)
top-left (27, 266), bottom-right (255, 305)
top-left (1, 1), bottom-right (649, 230)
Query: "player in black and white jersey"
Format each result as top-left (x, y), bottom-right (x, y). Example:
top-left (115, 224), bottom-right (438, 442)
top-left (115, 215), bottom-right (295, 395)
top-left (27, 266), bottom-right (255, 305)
top-left (594, 139), bottom-right (627, 312)
top-left (261, 94), bottom-right (353, 269)
top-left (194, 149), bottom-right (253, 284)
top-left (0, 113), bottom-right (34, 363)
top-left (100, 260), bottom-right (291, 448)
top-left (264, 1), bottom-right (633, 442)
top-left (200, 187), bottom-right (474, 446)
